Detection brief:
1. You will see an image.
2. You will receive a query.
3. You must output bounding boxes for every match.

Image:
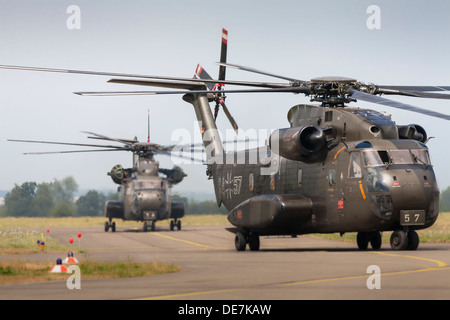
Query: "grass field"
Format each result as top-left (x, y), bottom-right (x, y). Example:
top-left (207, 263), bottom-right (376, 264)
top-left (0, 259), bottom-right (181, 285)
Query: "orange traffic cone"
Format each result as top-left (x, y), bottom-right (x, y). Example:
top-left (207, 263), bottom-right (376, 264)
top-left (63, 251), bottom-right (79, 264)
top-left (49, 258), bottom-right (68, 273)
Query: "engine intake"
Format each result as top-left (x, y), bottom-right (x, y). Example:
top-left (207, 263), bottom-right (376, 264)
top-left (397, 124), bottom-right (427, 143)
top-left (269, 125), bottom-right (335, 163)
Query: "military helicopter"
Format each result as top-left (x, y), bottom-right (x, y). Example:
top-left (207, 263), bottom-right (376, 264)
top-left (2, 116), bottom-right (193, 232)
top-left (1, 28), bottom-right (449, 251)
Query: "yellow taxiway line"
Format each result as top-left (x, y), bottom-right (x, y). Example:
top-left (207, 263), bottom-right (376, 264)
top-left (149, 232), bottom-right (214, 249)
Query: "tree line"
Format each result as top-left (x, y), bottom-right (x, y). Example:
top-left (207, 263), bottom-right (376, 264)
top-left (0, 177), bottom-right (118, 217)
top-left (439, 186), bottom-right (450, 213)
top-left (0, 176), bottom-right (226, 217)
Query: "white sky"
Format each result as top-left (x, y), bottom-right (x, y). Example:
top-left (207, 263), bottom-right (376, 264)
top-left (0, 0), bottom-right (450, 195)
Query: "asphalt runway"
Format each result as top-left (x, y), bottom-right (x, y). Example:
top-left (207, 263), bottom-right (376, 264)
top-left (1, 224), bottom-right (450, 300)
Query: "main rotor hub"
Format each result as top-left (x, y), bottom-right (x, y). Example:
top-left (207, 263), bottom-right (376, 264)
top-left (308, 77), bottom-right (358, 107)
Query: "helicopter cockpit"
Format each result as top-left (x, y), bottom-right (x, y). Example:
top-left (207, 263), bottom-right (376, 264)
top-left (349, 140), bottom-right (434, 194)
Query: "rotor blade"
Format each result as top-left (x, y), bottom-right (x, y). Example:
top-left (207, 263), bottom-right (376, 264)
top-left (74, 87), bottom-right (309, 96)
top-left (194, 64), bottom-right (215, 90)
top-left (164, 138), bottom-right (254, 152)
top-left (378, 85), bottom-right (450, 92)
top-left (219, 28), bottom-right (228, 82)
top-left (157, 150), bottom-right (205, 164)
top-left (215, 62), bottom-right (304, 83)
top-left (0, 64), bottom-right (288, 89)
top-left (378, 88), bottom-right (450, 100)
top-left (1, 138), bottom-right (124, 149)
top-left (108, 77), bottom-right (287, 89)
top-left (82, 131), bottom-right (137, 145)
top-left (108, 79), bottom-right (206, 90)
top-left (349, 89), bottom-right (450, 121)
top-left (221, 102), bottom-right (239, 133)
top-left (23, 149), bottom-right (126, 155)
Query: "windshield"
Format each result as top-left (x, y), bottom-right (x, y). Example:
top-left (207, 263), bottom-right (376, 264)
top-left (363, 149), bottom-right (430, 167)
top-left (133, 181), bottom-right (161, 190)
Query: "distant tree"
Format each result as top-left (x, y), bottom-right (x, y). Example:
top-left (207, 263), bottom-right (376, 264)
top-left (49, 202), bottom-right (77, 217)
top-left (32, 183), bottom-right (54, 217)
top-left (3, 182), bottom-right (37, 217)
top-left (50, 176), bottom-right (78, 205)
top-left (440, 187), bottom-right (450, 212)
top-left (76, 190), bottom-right (104, 216)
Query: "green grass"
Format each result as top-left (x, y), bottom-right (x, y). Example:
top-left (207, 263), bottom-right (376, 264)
top-left (0, 228), bottom-right (68, 254)
top-left (0, 259), bottom-right (181, 285)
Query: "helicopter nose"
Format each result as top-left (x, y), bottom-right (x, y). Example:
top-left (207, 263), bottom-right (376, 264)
top-left (388, 169), bottom-right (430, 207)
top-left (385, 168), bottom-right (439, 226)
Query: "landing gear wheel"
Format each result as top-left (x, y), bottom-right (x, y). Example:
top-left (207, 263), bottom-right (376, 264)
top-left (105, 219), bottom-right (115, 232)
top-left (143, 221), bottom-right (148, 232)
top-left (370, 231), bottom-right (382, 250)
top-left (177, 220), bottom-right (182, 231)
top-left (248, 233), bottom-right (260, 251)
top-left (170, 220), bottom-right (174, 231)
top-left (357, 232), bottom-right (369, 250)
top-left (390, 230), bottom-right (408, 250)
top-left (235, 232), bottom-right (247, 251)
top-left (407, 230), bottom-right (420, 251)
top-left (151, 221), bottom-right (156, 232)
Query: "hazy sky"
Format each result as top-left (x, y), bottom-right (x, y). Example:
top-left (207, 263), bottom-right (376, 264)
top-left (0, 0), bottom-right (450, 195)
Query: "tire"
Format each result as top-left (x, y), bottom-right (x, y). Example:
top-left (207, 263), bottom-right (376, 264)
top-left (177, 220), bottom-right (182, 231)
top-left (170, 220), bottom-right (174, 231)
top-left (248, 233), bottom-right (260, 251)
top-left (370, 231), bottom-right (382, 250)
top-left (104, 222), bottom-right (109, 232)
top-left (111, 222), bottom-right (116, 232)
top-left (390, 230), bottom-right (408, 250)
top-left (235, 232), bottom-right (247, 251)
top-left (357, 232), bottom-right (369, 250)
top-left (407, 230), bottom-right (420, 250)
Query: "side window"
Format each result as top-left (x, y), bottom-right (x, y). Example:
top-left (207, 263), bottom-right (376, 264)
top-left (297, 169), bottom-right (303, 188)
top-left (328, 169), bottom-right (336, 187)
top-left (349, 152), bottom-right (362, 178)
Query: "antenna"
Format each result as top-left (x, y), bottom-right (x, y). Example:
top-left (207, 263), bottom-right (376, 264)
top-left (147, 109), bottom-right (150, 143)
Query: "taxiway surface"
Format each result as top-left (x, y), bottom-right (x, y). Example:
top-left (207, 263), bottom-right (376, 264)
top-left (0, 225), bottom-right (449, 300)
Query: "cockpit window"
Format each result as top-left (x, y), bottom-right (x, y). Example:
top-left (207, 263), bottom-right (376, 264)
top-left (363, 151), bottom-right (384, 167)
top-left (349, 152), bottom-right (362, 178)
top-left (389, 150), bottom-right (413, 164)
top-left (363, 149), bottom-right (430, 167)
top-left (133, 181), bottom-right (159, 190)
top-left (411, 149), bottom-right (431, 165)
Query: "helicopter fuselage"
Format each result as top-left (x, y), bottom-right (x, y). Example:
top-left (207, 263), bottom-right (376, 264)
top-left (120, 175), bottom-right (171, 222)
top-left (201, 102), bottom-right (439, 238)
top-left (104, 157), bottom-right (186, 231)
top-left (216, 139), bottom-right (439, 236)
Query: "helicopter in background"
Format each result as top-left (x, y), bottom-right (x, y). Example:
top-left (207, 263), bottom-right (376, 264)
top-left (2, 124), bottom-right (193, 232)
top-left (1, 28), bottom-right (450, 251)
